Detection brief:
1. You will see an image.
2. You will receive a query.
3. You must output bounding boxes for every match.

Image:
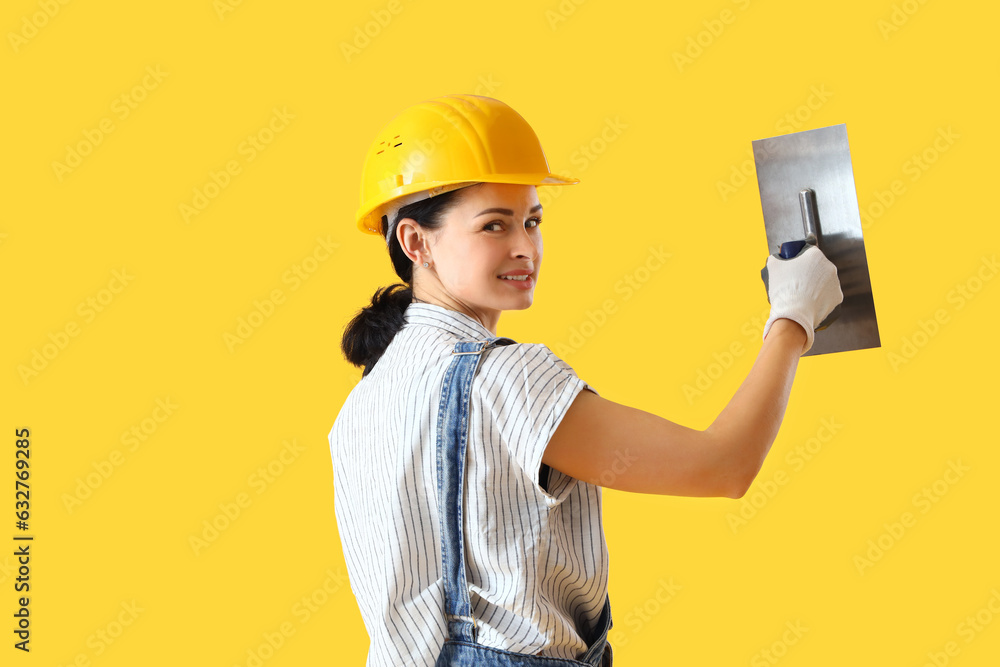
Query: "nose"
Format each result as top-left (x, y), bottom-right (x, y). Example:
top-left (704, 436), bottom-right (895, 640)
top-left (511, 222), bottom-right (539, 261)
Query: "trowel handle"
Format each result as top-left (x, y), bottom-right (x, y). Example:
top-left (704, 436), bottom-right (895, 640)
top-left (799, 188), bottom-right (841, 329)
top-left (773, 188), bottom-right (841, 330)
top-left (778, 239), bottom-right (808, 259)
top-left (798, 188), bottom-right (820, 246)
top-left (777, 188), bottom-right (821, 257)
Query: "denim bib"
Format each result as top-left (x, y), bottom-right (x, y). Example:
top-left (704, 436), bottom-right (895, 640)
top-left (434, 337), bottom-right (613, 667)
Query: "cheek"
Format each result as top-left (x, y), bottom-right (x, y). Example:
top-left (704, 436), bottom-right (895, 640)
top-left (463, 242), bottom-right (502, 271)
top-left (441, 242), bottom-right (494, 287)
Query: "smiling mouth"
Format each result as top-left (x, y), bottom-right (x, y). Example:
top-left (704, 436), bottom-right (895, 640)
top-left (497, 273), bottom-right (535, 290)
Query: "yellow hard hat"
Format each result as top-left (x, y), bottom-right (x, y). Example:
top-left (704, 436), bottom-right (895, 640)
top-left (356, 94), bottom-right (579, 236)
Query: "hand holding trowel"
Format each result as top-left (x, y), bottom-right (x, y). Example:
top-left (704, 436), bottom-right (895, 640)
top-left (753, 124), bottom-right (881, 356)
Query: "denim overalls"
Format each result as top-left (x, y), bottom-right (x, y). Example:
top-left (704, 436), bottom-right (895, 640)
top-left (434, 337), bottom-right (614, 667)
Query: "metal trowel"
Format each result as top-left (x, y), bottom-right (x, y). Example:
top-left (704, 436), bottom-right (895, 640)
top-left (752, 124), bottom-right (880, 356)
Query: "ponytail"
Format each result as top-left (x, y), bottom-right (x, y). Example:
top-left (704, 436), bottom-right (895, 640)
top-left (340, 283), bottom-right (413, 377)
top-left (340, 185), bottom-right (475, 377)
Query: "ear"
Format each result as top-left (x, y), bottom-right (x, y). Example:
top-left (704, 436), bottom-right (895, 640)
top-left (396, 218), bottom-right (428, 265)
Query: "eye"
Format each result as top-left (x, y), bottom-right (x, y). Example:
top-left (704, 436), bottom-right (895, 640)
top-left (482, 217), bottom-right (542, 232)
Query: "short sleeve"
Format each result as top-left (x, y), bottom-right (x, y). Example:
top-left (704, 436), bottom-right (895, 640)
top-left (477, 343), bottom-right (599, 504)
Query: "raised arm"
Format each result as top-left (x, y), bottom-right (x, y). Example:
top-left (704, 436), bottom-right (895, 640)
top-left (543, 319), bottom-right (804, 498)
top-left (543, 245), bottom-right (842, 498)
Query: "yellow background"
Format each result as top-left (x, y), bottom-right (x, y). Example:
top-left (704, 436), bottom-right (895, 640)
top-left (4, 0), bottom-right (998, 664)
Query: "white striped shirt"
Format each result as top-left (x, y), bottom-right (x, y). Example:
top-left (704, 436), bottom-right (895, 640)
top-left (329, 302), bottom-right (610, 666)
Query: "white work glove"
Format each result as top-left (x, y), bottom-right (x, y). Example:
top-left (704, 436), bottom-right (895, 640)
top-left (760, 244), bottom-right (844, 354)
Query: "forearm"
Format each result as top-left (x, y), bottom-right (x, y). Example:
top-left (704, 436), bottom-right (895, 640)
top-left (704, 318), bottom-right (807, 496)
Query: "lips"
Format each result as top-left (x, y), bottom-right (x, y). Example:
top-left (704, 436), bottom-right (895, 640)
top-left (498, 270), bottom-right (535, 290)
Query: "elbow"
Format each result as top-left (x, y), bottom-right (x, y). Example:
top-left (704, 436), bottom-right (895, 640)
top-left (713, 437), bottom-right (767, 499)
top-left (725, 478), bottom-right (751, 499)
top-left (701, 429), bottom-right (760, 499)
top-left (722, 461), bottom-right (761, 499)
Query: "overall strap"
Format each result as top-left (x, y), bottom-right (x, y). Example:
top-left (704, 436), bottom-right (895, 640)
top-left (436, 337), bottom-right (516, 644)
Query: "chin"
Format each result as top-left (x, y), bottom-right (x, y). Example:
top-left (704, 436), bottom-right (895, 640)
top-left (506, 295), bottom-right (534, 311)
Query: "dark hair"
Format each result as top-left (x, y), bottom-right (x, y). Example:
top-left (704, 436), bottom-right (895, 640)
top-left (341, 187), bottom-right (472, 377)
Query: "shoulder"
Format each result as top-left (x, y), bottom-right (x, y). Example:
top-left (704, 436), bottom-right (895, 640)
top-left (478, 342), bottom-right (598, 397)
top-left (481, 342), bottom-right (576, 377)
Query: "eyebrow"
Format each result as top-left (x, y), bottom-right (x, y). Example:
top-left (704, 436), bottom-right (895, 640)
top-left (475, 204), bottom-right (543, 217)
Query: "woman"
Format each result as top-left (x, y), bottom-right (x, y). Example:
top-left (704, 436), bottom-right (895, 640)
top-left (329, 94), bottom-right (842, 666)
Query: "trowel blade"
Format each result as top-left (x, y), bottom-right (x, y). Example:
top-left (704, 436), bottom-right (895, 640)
top-left (752, 124), bottom-right (880, 356)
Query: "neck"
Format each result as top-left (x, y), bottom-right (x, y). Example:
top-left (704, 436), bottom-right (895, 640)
top-left (411, 288), bottom-right (499, 336)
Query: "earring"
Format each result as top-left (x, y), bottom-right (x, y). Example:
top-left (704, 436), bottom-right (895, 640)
top-left (423, 261), bottom-right (429, 268)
